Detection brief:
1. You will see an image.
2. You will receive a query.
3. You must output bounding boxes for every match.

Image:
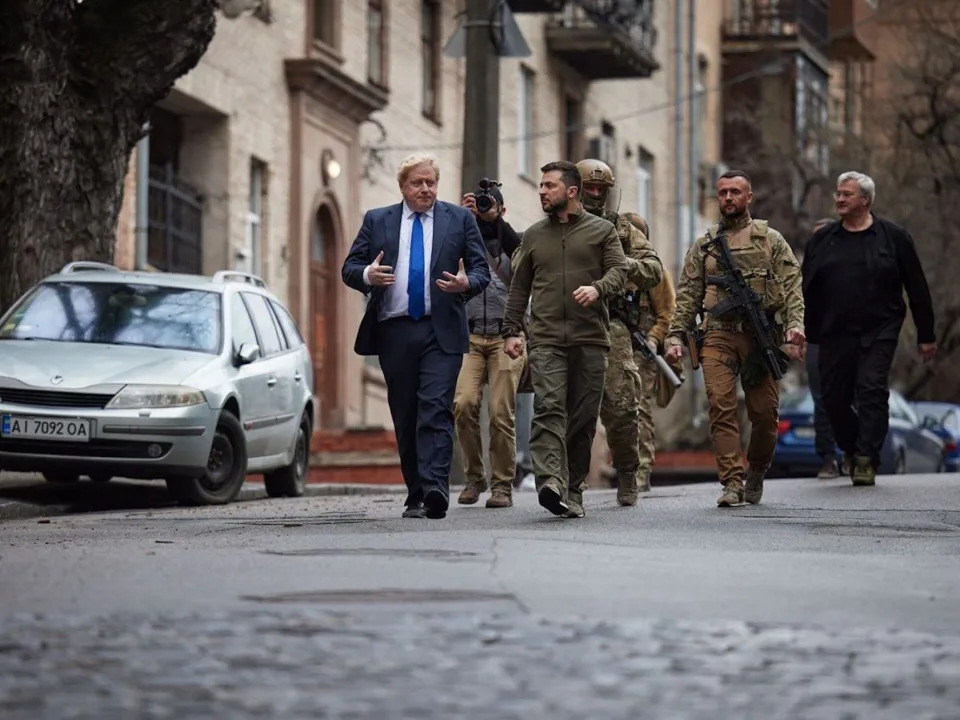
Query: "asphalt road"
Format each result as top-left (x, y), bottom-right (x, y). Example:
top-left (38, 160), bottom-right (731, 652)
top-left (1, 473), bottom-right (959, 719)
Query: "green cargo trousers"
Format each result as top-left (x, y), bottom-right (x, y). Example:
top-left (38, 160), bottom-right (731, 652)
top-left (528, 344), bottom-right (608, 499)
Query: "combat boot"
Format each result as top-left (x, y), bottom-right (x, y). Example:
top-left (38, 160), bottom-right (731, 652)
top-left (743, 468), bottom-right (765, 505)
top-left (616, 469), bottom-right (639, 507)
top-left (637, 468), bottom-right (652, 493)
top-left (841, 451), bottom-right (855, 477)
top-left (485, 482), bottom-right (513, 508)
top-left (717, 479), bottom-right (745, 507)
top-left (564, 487), bottom-right (585, 518)
top-left (457, 480), bottom-right (486, 505)
top-left (851, 456), bottom-right (876, 486)
top-left (817, 457), bottom-right (839, 479)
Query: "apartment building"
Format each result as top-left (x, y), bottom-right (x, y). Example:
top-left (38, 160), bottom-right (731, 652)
top-left (115, 0), bottom-right (725, 477)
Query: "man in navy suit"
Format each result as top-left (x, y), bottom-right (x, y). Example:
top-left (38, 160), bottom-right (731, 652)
top-left (341, 153), bottom-right (490, 519)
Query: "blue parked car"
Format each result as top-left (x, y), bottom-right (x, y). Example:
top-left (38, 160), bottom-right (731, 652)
top-left (770, 388), bottom-right (945, 478)
top-left (911, 402), bottom-right (960, 472)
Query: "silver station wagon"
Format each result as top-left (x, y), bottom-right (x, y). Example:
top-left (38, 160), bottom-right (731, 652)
top-left (0, 262), bottom-right (315, 505)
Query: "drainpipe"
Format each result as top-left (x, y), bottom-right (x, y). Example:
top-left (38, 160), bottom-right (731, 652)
top-left (687, 0), bottom-right (697, 253)
top-left (135, 134), bottom-right (150, 270)
top-left (673, 0), bottom-right (684, 281)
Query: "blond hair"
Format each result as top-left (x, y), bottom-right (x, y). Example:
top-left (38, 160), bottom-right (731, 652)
top-left (397, 153), bottom-right (441, 186)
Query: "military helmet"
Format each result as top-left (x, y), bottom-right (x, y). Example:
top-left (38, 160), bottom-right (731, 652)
top-left (577, 159), bottom-right (615, 215)
top-left (576, 159), bottom-right (615, 187)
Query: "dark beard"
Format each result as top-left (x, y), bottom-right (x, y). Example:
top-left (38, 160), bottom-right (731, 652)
top-left (545, 196), bottom-right (569, 215)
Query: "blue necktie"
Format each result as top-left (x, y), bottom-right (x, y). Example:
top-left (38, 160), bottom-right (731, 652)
top-left (408, 212), bottom-right (425, 320)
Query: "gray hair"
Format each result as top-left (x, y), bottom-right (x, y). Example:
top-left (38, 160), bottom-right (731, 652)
top-left (837, 171), bottom-right (876, 205)
top-left (397, 153), bottom-right (440, 186)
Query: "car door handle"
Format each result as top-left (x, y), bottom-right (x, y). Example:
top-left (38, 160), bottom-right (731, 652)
top-left (294, 372), bottom-right (302, 383)
top-left (266, 377), bottom-right (278, 387)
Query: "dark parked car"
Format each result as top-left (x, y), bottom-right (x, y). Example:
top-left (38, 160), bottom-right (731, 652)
top-left (911, 402), bottom-right (960, 472)
top-left (771, 388), bottom-right (945, 478)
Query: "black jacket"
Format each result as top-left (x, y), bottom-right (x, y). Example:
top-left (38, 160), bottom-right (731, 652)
top-left (801, 215), bottom-right (935, 345)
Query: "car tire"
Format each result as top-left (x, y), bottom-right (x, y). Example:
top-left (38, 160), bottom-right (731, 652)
top-left (43, 471), bottom-right (79, 483)
top-left (166, 412), bottom-right (248, 506)
top-left (264, 412), bottom-right (311, 498)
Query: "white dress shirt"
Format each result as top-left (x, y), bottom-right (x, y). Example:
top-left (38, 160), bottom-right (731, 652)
top-left (364, 201), bottom-right (434, 321)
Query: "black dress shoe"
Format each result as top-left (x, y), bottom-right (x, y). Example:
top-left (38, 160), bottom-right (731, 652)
top-left (423, 489), bottom-right (448, 519)
top-left (402, 504), bottom-right (426, 519)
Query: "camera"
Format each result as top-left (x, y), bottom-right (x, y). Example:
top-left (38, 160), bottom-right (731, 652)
top-left (475, 177), bottom-right (502, 214)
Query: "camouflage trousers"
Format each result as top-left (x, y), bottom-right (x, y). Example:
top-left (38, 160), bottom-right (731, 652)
top-left (528, 343), bottom-right (608, 497)
top-left (599, 320), bottom-right (642, 477)
top-left (701, 330), bottom-right (780, 486)
top-left (635, 349), bottom-right (659, 479)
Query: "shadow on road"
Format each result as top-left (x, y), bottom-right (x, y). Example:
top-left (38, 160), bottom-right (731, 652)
top-left (0, 475), bottom-right (179, 515)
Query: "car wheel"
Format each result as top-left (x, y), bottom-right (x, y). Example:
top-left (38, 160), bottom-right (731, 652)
top-left (894, 451), bottom-right (907, 475)
top-left (43, 471), bottom-right (79, 483)
top-left (264, 412), bottom-right (311, 498)
top-left (166, 412), bottom-right (248, 506)
top-left (88, 473), bottom-right (112, 483)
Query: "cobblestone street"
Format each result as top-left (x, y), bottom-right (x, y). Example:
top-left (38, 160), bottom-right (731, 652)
top-left (1, 609), bottom-right (959, 719)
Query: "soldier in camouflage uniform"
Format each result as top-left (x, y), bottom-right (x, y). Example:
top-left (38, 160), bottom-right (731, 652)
top-left (621, 212), bottom-right (679, 493)
top-left (664, 170), bottom-right (805, 508)
top-left (577, 159), bottom-right (664, 510)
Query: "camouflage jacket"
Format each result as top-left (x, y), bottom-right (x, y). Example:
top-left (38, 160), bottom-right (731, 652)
top-left (666, 214), bottom-right (803, 345)
top-left (603, 211), bottom-right (664, 329)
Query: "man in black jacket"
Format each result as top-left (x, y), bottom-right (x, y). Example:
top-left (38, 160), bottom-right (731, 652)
top-left (802, 171), bottom-right (937, 486)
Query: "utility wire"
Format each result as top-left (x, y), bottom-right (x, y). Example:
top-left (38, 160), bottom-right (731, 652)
top-left (364, 0), bottom-right (916, 154)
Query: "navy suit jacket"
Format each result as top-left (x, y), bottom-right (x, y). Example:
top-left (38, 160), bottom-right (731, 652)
top-left (341, 200), bottom-right (490, 356)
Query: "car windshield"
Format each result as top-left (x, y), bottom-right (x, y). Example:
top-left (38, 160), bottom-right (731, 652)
top-left (0, 281), bottom-right (222, 354)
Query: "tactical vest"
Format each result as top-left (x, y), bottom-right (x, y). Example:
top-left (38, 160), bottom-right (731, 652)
top-left (701, 219), bottom-right (787, 328)
top-left (603, 210), bottom-right (646, 329)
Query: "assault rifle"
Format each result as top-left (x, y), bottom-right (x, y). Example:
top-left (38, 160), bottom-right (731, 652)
top-left (703, 231), bottom-right (787, 381)
top-left (631, 329), bottom-right (683, 389)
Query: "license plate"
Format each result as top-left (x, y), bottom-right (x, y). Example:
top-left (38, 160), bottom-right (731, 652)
top-left (1, 415), bottom-right (91, 442)
top-left (793, 426), bottom-right (816, 439)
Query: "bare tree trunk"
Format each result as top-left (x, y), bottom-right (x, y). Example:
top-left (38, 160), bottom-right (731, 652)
top-left (0, 0), bottom-right (217, 313)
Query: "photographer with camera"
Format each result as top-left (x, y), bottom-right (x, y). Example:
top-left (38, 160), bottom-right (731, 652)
top-left (453, 178), bottom-right (525, 509)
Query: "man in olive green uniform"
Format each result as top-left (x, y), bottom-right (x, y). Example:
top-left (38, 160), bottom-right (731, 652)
top-left (621, 212), bottom-right (680, 493)
top-left (664, 170), bottom-right (805, 507)
top-left (577, 160), bottom-right (664, 508)
top-left (503, 160), bottom-right (627, 519)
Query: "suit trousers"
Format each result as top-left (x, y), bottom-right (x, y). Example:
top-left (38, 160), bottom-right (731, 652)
top-left (818, 336), bottom-right (897, 469)
top-left (377, 317), bottom-right (463, 507)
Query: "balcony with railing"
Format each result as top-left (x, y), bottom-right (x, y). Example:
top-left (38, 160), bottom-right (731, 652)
top-left (544, 0), bottom-right (658, 80)
top-left (723, 0), bottom-right (829, 49)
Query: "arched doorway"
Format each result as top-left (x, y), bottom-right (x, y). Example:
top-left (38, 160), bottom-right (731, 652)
top-left (310, 202), bottom-right (341, 428)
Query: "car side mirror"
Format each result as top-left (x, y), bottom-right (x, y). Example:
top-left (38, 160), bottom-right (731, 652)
top-left (236, 342), bottom-right (261, 366)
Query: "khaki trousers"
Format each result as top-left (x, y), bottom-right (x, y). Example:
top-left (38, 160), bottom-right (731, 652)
top-left (453, 334), bottom-right (526, 490)
top-left (700, 330), bottom-right (780, 485)
top-left (598, 320), bottom-right (642, 475)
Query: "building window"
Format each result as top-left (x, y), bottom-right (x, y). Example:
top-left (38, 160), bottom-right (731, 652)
top-left (636, 148), bottom-right (653, 233)
top-left (242, 159), bottom-right (266, 277)
top-left (421, 0), bottom-right (441, 122)
top-left (518, 65), bottom-right (535, 177)
top-left (563, 95), bottom-right (583, 160)
top-left (588, 121), bottom-right (616, 174)
top-left (313, 0), bottom-right (336, 49)
top-left (368, 0), bottom-right (388, 88)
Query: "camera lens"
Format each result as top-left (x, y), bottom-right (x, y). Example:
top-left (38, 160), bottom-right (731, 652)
top-left (476, 194), bottom-right (493, 213)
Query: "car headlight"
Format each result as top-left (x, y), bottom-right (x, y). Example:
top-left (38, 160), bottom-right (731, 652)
top-left (106, 385), bottom-right (206, 409)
